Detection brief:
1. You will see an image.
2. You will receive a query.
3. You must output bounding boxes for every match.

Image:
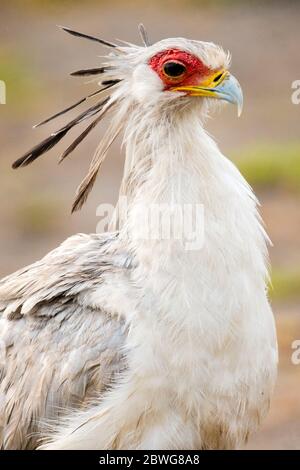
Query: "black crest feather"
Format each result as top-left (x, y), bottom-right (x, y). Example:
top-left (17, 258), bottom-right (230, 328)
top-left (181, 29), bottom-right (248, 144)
top-left (59, 97), bottom-right (110, 163)
top-left (70, 67), bottom-right (108, 77)
top-left (33, 82), bottom-right (117, 129)
top-left (12, 129), bottom-right (69, 169)
top-left (60, 26), bottom-right (117, 49)
top-left (13, 97), bottom-right (111, 169)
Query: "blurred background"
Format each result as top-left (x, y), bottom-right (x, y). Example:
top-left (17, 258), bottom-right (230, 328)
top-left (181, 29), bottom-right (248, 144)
top-left (0, 0), bottom-right (299, 449)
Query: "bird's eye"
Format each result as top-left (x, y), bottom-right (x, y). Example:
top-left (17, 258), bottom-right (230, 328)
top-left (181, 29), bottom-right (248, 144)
top-left (163, 61), bottom-right (186, 78)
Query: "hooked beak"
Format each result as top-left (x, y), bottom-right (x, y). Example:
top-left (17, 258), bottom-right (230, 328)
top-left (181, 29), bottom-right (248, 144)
top-left (171, 70), bottom-right (243, 117)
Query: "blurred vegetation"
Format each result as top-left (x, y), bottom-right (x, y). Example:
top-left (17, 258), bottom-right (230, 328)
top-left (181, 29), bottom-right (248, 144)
top-left (0, 48), bottom-right (44, 113)
top-left (234, 143), bottom-right (300, 193)
top-left (234, 143), bottom-right (300, 301)
top-left (14, 194), bottom-right (63, 236)
top-left (270, 270), bottom-right (300, 301)
top-left (1, 0), bottom-right (284, 12)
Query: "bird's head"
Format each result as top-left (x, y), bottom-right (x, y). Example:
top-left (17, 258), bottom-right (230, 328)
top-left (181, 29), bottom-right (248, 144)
top-left (13, 25), bottom-right (243, 211)
top-left (125, 37), bottom-right (242, 117)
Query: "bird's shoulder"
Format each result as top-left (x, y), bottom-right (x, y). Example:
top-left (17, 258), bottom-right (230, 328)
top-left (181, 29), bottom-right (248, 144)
top-left (0, 231), bottom-right (134, 319)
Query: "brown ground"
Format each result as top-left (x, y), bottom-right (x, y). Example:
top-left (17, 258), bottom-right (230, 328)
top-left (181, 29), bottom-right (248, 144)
top-left (0, 1), bottom-right (299, 450)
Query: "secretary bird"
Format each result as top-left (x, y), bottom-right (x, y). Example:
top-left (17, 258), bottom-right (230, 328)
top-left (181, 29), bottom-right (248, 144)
top-left (0, 25), bottom-right (277, 450)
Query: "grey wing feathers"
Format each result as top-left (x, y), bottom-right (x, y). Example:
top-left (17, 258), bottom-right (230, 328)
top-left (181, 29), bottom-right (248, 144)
top-left (0, 232), bottom-right (131, 449)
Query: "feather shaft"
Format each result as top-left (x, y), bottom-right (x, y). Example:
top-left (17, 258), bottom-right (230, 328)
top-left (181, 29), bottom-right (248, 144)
top-left (12, 98), bottom-right (110, 169)
top-left (60, 26), bottom-right (117, 49)
top-left (71, 102), bottom-right (122, 212)
top-left (33, 82), bottom-right (116, 129)
top-left (59, 98), bottom-right (111, 163)
top-left (138, 24), bottom-right (151, 47)
top-left (70, 67), bottom-right (108, 77)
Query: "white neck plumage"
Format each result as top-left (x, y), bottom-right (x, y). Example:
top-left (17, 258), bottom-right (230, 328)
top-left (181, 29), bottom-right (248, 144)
top-left (118, 102), bottom-right (268, 286)
top-left (114, 102), bottom-right (271, 369)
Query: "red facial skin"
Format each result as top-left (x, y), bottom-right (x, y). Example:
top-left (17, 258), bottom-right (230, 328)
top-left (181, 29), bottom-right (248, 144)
top-left (149, 49), bottom-right (211, 90)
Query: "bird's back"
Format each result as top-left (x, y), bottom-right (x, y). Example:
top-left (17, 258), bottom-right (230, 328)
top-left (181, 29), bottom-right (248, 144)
top-left (0, 232), bottom-right (130, 449)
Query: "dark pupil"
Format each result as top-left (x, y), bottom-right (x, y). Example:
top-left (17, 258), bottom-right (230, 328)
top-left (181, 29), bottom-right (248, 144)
top-left (163, 62), bottom-right (186, 77)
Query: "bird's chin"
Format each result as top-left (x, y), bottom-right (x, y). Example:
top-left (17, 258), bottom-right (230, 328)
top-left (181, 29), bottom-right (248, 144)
top-left (203, 96), bottom-right (228, 116)
top-left (172, 96), bottom-right (227, 125)
top-left (186, 95), bottom-right (224, 121)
